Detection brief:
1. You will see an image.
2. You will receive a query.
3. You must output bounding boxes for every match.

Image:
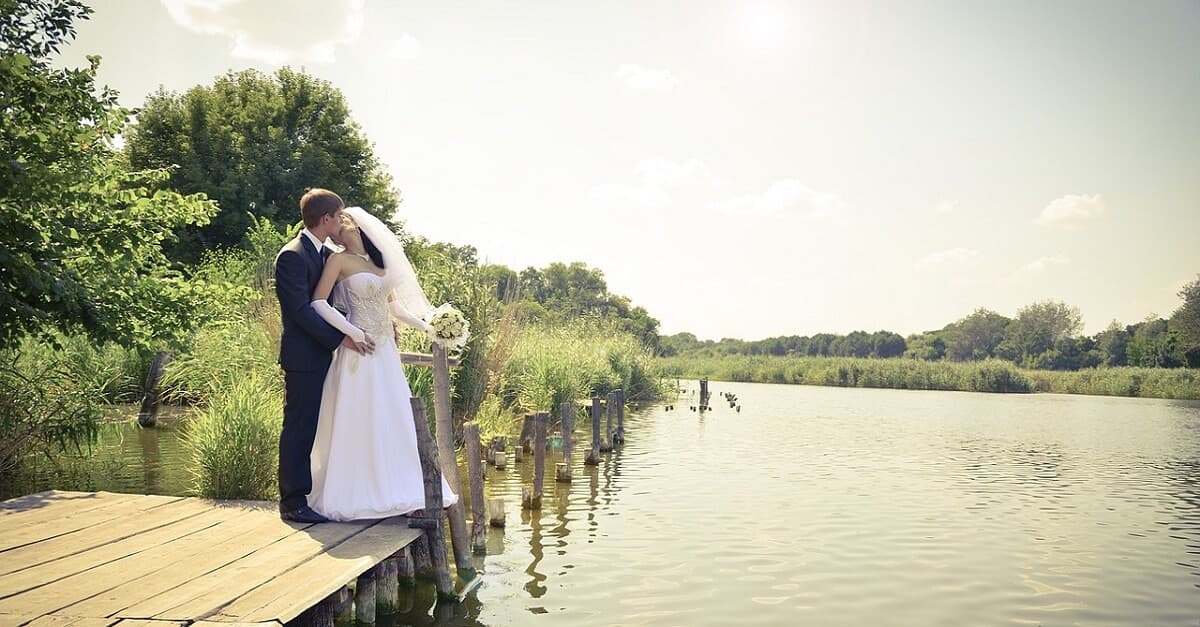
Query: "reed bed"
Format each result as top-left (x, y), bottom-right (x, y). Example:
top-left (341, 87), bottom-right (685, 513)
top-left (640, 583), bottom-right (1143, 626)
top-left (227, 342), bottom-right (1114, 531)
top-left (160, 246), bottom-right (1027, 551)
top-left (655, 355), bottom-right (1200, 400)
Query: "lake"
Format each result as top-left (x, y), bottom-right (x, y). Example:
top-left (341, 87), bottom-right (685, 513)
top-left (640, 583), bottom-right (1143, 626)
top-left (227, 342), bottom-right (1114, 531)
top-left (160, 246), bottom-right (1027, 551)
top-left (4, 382), bottom-right (1199, 626)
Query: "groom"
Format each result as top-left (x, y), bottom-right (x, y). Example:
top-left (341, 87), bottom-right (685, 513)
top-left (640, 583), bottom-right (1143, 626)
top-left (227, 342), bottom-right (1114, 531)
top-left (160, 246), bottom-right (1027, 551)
top-left (274, 187), bottom-right (372, 523)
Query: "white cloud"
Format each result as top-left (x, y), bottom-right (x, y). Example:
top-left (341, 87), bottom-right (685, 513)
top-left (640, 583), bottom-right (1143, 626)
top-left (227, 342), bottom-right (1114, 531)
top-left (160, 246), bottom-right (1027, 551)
top-left (388, 34), bottom-right (422, 60)
top-left (934, 200), bottom-right (958, 214)
top-left (1036, 193), bottom-right (1106, 228)
top-left (712, 179), bottom-right (844, 219)
top-left (160, 0), bottom-right (365, 65)
top-left (590, 158), bottom-right (709, 210)
top-left (914, 247), bottom-right (982, 270)
top-left (615, 64), bottom-right (680, 91)
top-left (1018, 254), bottom-right (1071, 274)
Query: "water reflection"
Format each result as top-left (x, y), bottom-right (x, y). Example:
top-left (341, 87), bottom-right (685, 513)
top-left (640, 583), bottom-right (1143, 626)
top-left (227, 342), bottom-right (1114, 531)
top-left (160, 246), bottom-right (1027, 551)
top-left (6, 390), bottom-right (1200, 625)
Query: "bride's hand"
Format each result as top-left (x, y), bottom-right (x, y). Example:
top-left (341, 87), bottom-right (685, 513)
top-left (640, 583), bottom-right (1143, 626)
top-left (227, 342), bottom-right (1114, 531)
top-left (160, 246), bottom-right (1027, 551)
top-left (341, 335), bottom-right (376, 355)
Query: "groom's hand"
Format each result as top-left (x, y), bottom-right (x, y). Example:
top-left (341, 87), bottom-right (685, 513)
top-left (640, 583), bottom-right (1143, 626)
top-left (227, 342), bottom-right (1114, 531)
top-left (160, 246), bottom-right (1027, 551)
top-left (341, 335), bottom-right (376, 355)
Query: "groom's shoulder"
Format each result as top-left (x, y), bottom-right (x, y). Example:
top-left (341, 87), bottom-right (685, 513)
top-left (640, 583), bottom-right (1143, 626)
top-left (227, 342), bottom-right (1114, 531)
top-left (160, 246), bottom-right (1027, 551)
top-left (275, 234), bottom-right (305, 263)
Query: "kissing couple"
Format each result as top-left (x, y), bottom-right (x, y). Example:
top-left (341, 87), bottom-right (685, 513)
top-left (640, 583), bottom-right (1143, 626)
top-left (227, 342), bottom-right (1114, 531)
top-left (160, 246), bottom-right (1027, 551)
top-left (274, 188), bottom-right (458, 524)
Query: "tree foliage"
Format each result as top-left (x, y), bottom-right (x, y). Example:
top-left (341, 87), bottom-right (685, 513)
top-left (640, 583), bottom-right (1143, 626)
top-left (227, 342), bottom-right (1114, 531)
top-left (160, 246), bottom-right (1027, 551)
top-left (0, 0), bottom-right (224, 349)
top-left (945, 308), bottom-right (1010, 362)
top-left (124, 67), bottom-right (399, 263)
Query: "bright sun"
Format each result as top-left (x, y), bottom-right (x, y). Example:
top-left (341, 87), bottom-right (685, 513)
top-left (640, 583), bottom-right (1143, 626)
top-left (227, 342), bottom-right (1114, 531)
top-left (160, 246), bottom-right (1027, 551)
top-left (734, 2), bottom-right (791, 53)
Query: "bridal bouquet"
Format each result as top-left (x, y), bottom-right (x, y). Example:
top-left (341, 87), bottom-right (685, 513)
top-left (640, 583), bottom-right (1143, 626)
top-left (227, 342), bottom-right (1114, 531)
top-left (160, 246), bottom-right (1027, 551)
top-left (425, 303), bottom-right (470, 351)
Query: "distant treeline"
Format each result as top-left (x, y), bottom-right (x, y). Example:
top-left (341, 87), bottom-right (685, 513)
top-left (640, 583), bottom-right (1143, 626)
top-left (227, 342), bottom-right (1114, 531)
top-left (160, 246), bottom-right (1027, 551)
top-left (661, 289), bottom-right (1200, 371)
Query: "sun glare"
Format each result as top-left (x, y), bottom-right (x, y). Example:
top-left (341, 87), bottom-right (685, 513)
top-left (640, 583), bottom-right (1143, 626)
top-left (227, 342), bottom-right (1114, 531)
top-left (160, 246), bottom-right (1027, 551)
top-left (734, 2), bottom-right (790, 53)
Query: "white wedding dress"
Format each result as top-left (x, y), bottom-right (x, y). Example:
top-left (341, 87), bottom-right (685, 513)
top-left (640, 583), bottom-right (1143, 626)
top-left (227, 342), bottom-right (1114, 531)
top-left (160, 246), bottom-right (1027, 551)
top-left (308, 272), bottom-right (458, 521)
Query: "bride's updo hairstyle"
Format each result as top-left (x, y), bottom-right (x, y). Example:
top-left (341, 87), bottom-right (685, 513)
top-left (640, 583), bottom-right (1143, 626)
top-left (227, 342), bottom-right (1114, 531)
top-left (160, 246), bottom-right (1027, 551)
top-left (360, 229), bottom-right (385, 270)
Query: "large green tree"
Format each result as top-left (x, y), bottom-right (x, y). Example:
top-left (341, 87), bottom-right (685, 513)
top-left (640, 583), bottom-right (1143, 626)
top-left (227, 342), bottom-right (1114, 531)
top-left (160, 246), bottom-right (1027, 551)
top-left (997, 300), bottom-right (1083, 366)
top-left (945, 308), bottom-right (1010, 361)
top-left (0, 0), bottom-right (220, 349)
top-left (1169, 274), bottom-right (1200, 366)
top-left (124, 67), bottom-right (399, 263)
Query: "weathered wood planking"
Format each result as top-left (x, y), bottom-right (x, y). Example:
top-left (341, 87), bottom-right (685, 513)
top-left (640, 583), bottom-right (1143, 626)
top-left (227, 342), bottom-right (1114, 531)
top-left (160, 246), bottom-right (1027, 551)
top-left (0, 499), bottom-right (223, 579)
top-left (0, 492), bottom-right (427, 626)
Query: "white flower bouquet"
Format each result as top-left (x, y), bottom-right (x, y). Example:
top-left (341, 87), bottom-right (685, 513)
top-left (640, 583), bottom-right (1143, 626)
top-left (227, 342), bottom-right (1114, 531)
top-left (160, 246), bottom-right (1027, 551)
top-left (425, 303), bottom-right (470, 351)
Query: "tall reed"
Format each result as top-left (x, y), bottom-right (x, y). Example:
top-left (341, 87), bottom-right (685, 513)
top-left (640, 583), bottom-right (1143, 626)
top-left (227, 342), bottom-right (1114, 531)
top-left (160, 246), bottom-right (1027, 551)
top-left (183, 370), bottom-right (283, 500)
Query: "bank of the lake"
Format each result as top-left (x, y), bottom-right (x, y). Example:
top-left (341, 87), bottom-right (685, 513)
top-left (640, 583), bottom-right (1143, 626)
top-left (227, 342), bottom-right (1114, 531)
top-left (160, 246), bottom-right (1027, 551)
top-left (656, 354), bottom-right (1200, 400)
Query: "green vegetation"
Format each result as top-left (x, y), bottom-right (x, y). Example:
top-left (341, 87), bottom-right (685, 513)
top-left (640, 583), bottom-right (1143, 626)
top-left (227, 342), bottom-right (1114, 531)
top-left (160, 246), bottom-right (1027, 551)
top-left (182, 371), bottom-right (282, 500)
top-left (657, 354), bottom-right (1200, 400)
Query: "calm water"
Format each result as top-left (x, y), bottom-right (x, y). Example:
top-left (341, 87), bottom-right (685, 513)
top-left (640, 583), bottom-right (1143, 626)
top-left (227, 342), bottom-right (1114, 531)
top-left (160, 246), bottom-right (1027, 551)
top-left (5, 383), bottom-right (1200, 626)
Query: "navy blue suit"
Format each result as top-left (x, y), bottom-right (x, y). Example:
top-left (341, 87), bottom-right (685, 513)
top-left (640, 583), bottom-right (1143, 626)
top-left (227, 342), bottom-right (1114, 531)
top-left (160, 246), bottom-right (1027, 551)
top-left (275, 233), bottom-right (344, 512)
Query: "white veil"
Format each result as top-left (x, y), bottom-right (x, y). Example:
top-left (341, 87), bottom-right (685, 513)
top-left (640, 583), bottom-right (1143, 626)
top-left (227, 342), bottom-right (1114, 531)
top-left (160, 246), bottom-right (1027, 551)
top-left (343, 206), bottom-right (433, 319)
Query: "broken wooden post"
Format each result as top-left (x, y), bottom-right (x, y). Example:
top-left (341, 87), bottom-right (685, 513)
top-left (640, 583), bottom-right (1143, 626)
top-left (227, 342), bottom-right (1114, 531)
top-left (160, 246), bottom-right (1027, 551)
top-left (407, 397), bottom-right (454, 600)
top-left (431, 344), bottom-right (474, 580)
top-left (556, 401), bottom-right (573, 483)
top-left (137, 351), bottom-right (171, 428)
top-left (614, 388), bottom-right (625, 444)
top-left (517, 413), bottom-right (534, 461)
top-left (585, 397), bottom-right (601, 465)
top-left (602, 392), bottom-right (616, 452)
top-left (464, 421), bottom-right (487, 554)
top-left (487, 497), bottom-right (506, 527)
top-left (523, 412), bottom-right (548, 510)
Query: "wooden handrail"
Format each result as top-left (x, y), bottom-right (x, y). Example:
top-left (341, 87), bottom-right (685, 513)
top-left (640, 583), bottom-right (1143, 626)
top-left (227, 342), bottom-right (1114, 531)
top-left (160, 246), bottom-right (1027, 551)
top-left (398, 352), bottom-right (460, 368)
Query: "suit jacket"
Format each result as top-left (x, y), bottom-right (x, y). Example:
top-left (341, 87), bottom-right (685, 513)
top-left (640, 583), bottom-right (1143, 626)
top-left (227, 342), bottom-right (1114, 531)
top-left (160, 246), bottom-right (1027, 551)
top-left (275, 234), bottom-right (344, 372)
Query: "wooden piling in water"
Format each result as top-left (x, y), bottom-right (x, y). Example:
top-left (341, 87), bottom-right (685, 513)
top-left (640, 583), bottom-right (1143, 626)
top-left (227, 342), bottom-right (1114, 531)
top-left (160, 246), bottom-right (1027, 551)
top-left (431, 344), bottom-right (475, 580)
top-left (396, 546), bottom-right (416, 588)
top-left (518, 413), bottom-right (534, 461)
top-left (699, 378), bottom-right (709, 410)
top-left (377, 557), bottom-right (400, 614)
top-left (407, 397), bottom-right (455, 600)
top-left (602, 392), bottom-right (616, 452)
top-left (297, 585), bottom-right (351, 627)
top-left (556, 401), bottom-right (573, 483)
top-left (585, 397), bottom-right (601, 465)
top-left (137, 351), bottom-right (171, 428)
top-left (523, 412), bottom-right (548, 510)
top-left (408, 533), bottom-right (433, 581)
top-left (614, 388), bottom-right (626, 444)
top-left (464, 421), bottom-right (487, 554)
top-left (354, 563), bottom-right (379, 623)
top-left (487, 497), bottom-right (506, 527)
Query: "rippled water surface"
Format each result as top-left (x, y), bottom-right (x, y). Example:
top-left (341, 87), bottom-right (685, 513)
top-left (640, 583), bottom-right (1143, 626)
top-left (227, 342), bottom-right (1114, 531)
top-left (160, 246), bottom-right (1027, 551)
top-left (5, 383), bottom-right (1200, 626)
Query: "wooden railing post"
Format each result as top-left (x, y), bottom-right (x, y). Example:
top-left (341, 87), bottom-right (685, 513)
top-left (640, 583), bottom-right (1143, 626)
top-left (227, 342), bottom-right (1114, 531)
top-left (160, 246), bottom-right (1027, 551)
top-left (407, 397), bottom-right (454, 600)
top-left (431, 343), bottom-right (475, 580)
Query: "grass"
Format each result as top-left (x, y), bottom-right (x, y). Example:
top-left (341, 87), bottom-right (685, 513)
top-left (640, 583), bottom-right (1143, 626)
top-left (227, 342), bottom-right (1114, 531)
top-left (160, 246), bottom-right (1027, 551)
top-left (182, 370), bottom-right (283, 500)
top-left (655, 354), bottom-right (1200, 400)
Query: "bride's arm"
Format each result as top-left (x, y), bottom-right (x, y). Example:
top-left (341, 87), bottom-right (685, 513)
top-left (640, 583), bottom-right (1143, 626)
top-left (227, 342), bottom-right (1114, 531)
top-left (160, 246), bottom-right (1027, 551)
top-left (310, 255), bottom-right (366, 343)
top-left (388, 294), bottom-right (433, 333)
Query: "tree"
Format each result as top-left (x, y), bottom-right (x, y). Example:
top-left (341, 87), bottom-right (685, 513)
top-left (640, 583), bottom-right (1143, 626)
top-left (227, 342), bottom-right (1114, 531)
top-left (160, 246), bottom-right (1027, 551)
top-left (945, 309), bottom-right (1010, 361)
top-left (1094, 320), bottom-right (1129, 367)
top-left (124, 67), bottom-right (399, 263)
top-left (998, 300), bottom-right (1083, 367)
top-left (0, 0), bottom-right (220, 349)
top-left (1170, 274), bottom-right (1200, 366)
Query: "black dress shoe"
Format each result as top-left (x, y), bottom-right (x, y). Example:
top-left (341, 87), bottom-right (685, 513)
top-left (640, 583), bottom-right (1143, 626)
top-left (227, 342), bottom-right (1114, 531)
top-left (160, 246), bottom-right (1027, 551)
top-left (280, 505), bottom-right (331, 524)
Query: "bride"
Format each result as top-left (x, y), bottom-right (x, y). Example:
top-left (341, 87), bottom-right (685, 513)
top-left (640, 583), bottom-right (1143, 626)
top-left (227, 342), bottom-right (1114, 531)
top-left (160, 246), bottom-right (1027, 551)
top-left (307, 206), bottom-right (459, 521)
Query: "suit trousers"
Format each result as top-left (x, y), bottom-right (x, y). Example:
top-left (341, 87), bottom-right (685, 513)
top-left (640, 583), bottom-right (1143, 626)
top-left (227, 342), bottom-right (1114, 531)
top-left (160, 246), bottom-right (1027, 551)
top-left (279, 369), bottom-right (327, 512)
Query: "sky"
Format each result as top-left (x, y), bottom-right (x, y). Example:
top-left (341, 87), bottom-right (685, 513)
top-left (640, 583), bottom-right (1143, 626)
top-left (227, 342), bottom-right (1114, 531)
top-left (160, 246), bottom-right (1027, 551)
top-left (60, 0), bottom-right (1200, 340)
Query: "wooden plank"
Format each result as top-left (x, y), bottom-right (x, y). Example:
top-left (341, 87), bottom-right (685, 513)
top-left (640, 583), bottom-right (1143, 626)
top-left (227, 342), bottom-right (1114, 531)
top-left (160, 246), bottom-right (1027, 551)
top-left (25, 616), bottom-right (117, 627)
top-left (110, 621), bottom-right (183, 626)
top-left (0, 507), bottom-right (289, 618)
top-left (210, 519), bottom-right (422, 624)
top-left (125, 520), bottom-right (375, 621)
top-left (0, 499), bottom-right (220, 578)
top-left (0, 495), bottom-right (184, 553)
top-left (192, 622), bottom-right (280, 627)
top-left (0, 493), bottom-right (141, 526)
top-left (0, 503), bottom-right (235, 596)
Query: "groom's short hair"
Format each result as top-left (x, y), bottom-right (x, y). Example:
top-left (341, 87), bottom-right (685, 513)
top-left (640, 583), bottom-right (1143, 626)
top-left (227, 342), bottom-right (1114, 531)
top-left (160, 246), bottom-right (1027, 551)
top-left (300, 188), bottom-right (345, 228)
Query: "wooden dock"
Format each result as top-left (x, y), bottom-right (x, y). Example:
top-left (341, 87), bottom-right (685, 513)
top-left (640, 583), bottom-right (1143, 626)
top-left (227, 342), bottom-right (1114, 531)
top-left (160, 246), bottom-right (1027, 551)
top-left (0, 490), bottom-right (423, 627)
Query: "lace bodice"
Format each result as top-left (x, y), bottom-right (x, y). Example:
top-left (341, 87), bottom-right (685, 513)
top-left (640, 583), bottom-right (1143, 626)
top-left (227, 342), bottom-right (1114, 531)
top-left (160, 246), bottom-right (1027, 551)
top-left (336, 272), bottom-right (392, 340)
